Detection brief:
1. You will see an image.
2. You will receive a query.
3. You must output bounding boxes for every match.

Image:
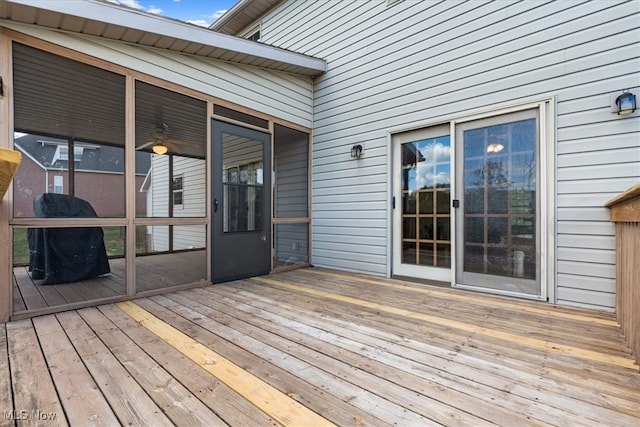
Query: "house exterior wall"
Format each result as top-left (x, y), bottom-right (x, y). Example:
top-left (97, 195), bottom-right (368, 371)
top-left (11, 153), bottom-right (45, 217)
top-left (256, 0), bottom-right (640, 310)
top-left (75, 173), bottom-right (147, 217)
top-left (12, 155), bottom-right (146, 217)
top-left (146, 155), bottom-right (207, 251)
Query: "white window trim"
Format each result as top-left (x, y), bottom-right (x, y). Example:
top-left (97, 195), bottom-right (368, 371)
top-left (386, 98), bottom-right (556, 303)
top-left (172, 174), bottom-right (184, 207)
top-left (53, 175), bottom-right (64, 194)
top-left (240, 22), bottom-right (261, 42)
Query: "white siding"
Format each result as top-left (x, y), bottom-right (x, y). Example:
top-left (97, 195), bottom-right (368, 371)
top-left (150, 155), bottom-right (170, 218)
top-left (259, 0), bottom-right (640, 310)
top-left (173, 157), bottom-right (207, 218)
top-left (147, 155), bottom-right (207, 251)
top-left (3, 22), bottom-right (314, 128)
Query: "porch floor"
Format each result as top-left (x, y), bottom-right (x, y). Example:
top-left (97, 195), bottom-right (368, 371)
top-left (12, 250), bottom-right (207, 314)
top-left (1, 268), bottom-right (639, 426)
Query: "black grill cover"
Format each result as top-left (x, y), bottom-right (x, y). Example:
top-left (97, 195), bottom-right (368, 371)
top-left (28, 193), bottom-right (110, 285)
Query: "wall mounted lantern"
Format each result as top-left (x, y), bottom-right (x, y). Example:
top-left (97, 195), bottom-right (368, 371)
top-left (350, 144), bottom-right (363, 158)
top-left (615, 90), bottom-right (637, 115)
top-left (152, 143), bottom-right (168, 155)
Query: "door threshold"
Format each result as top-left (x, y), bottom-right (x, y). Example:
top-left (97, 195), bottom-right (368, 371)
top-left (391, 275), bottom-right (450, 288)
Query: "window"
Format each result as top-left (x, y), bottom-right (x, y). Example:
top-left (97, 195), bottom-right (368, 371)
top-left (400, 133), bottom-right (451, 268)
top-left (455, 107), bottom-right (542, 297)
top-left (172, 175), bottom-right (183, 206)
top-left (244, 23), bottom-right (261, 42)
top-left (53, 175), bottom-right (64, 194)
top-left (49, 143), bottom-right (84, 164)
top-left (248, 30), bottom-right (260, 42)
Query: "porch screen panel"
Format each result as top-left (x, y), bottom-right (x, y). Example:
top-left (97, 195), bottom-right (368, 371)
top-left (12, 42), bottom-right (125, 145)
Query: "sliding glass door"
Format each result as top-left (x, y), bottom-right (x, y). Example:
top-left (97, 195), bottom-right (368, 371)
top-left (392, 125), bottom-right (452, 282)
top-left (454, 109), bottom-right (540, 296)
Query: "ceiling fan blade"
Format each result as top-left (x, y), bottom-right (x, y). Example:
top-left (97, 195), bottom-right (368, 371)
top-left (165, 138), bottom-right (203, 147)
top-left (136, 141), bottom-right (156, 150)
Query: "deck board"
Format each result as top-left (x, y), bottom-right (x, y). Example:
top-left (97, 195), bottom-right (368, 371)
top-left (141, 293), bottom-right (405, 427)
top-left (31, 315), bottom-right (119, 426)
top-left (211, 280), bottom-right (640, 424)
top-left (54, 310), bottom-right (174, 426)
top-left (163, 289), bottom-right (524, 426)
top-left (1, 268), bottom-right (639, 426)
top-left (77, 307), bottom-right (228, 426)
top-left (12, 273), bottom-right (27, 313)
top-left (12, 250), bottom-right (206, 316)
top-left (13, 268), bottom-right (48, 310)
top-left (6, 319), bottom-right (67, 426)
top-left (206, 281), bottom-right (636, 426)
top-left (96, 303), bottom-right (277, 427)
top-left (0, 324), bottom-right (13, 420)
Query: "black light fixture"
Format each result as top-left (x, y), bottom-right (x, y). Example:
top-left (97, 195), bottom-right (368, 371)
top-left (615, 90), bottom-right (637, 115)
top-left (350, 144), bottom-right (363, 158)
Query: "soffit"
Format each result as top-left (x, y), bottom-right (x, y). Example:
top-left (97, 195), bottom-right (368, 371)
top-left (0, 0), bottom-right (325, 77)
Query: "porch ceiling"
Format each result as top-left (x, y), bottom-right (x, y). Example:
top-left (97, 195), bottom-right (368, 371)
top-left (0, 0), bottom-right (326, 77)
top-left (12, 42), bottom-right (208, 157)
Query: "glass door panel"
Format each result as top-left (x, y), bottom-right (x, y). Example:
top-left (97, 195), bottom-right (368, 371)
top-left (393, 125), bottom-right (451, 282)
top-left (211, 120), bottom-right (271, 282)
top-left (455, 109), bottom-right (540, 296)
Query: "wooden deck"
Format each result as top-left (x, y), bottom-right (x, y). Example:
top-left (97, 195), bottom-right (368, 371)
top-left (12, 250), bottom-right (207, 314)
top-left (2, 268), bottom-right (639, 426)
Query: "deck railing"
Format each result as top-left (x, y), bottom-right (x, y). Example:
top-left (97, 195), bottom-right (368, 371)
top-left (606, 183), bottom-right (640, 368)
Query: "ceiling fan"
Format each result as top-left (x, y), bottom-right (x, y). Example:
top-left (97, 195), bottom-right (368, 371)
top-left (136, 123), bottom-right (202, 155)
top-left (136, 123), bottom-right (171, 154)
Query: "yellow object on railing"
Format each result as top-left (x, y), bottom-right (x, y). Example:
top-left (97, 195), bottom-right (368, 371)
top-left (0, 147), bottom-right (22, 200)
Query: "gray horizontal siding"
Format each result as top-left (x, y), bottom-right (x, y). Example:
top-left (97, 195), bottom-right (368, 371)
top-left (3, 22), bottom-right (314, 128)
top-left (257, 0), bottom-right (639, 310)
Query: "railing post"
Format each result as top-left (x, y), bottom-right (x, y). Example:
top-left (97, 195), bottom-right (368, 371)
top-left (606, 183), bottom-right (640, 369)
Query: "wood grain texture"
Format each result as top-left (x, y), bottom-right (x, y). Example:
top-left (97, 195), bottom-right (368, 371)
top-left (31, 315), bottom-right (119, 426)
top-left (54, 310), bottom-right (174, 427)
top-left (6, 319), bottom-right (67, 426)
top-left (0, 147), bottom-right (21, 200)
top-left (2, 268), bottom-right (639, 426)
top-left (609, 196), bottom-right (640, 222)
top-left (77, 307), bottom-right (227, 426)
top-left (615, 222), bottom-right (640, 367)
top-left (117, 300), bottom-right (336, 427)
top-left (0, 324), bottom-right (13, 420)
top-left (11, 250), bottom-right (206, 317)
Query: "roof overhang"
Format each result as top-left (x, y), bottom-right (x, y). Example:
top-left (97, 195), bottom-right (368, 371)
top-left (210, 0), bottom-right (282, 35)
top-left (0, 0), bottom-right (326, 77)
